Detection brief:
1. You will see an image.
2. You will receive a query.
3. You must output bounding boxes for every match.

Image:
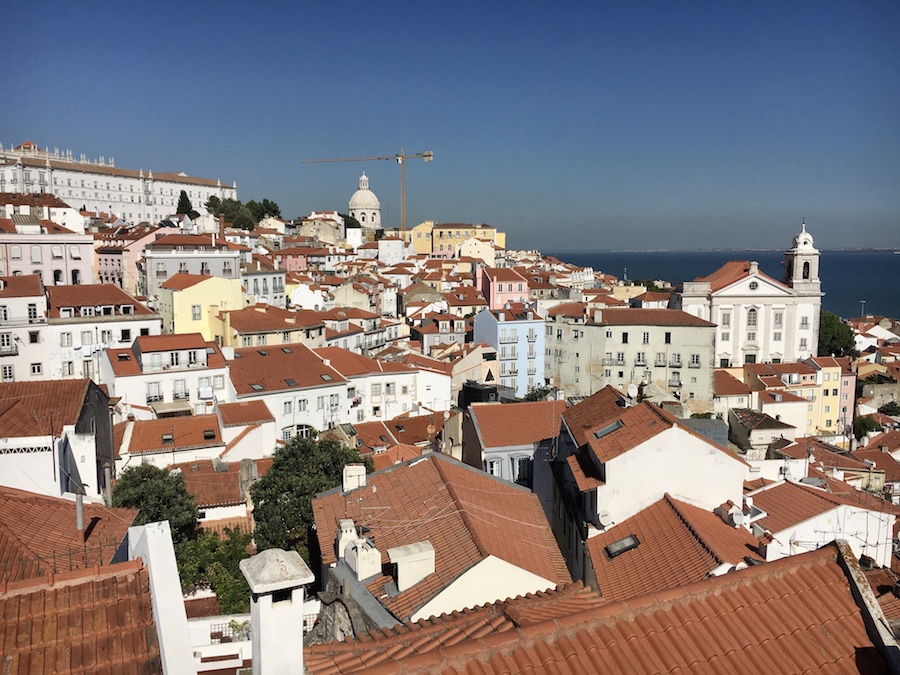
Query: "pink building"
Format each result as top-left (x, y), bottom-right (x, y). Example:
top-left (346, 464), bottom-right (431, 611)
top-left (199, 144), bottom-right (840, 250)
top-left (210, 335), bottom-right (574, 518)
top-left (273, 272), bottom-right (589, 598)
top-left (478, 267), bottom-right (529, 310)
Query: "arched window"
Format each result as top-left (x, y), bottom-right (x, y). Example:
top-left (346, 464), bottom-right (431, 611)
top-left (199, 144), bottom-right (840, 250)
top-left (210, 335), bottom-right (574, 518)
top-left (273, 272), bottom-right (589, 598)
top-left (747, 308), bottom-right (757, 328)
top-left (802, 261), bottom-right (810, 279)
top-left (360, 213), bottom-right (366, 222)
top-left (30, 246), bottom-right (41, 264)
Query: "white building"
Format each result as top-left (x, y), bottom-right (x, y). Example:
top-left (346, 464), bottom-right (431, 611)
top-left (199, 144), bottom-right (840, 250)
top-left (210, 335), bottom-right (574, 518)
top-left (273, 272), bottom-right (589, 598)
top-left (46, 284), bottom-right (162, 382)
top-left (140, 233), bottom-right (244, 300)
top-left (675, 224), bottom-right (822, 367)
top-left (473, 304), bottom-right (546, 398)
top-left (0, 275), bottom-right (49, 384)
top-left (0, 140), bottom-right (237, 224)
top-left (348, 173), bottom-right (380, 230)
top-left (100, 333), bottom-right (233, 420)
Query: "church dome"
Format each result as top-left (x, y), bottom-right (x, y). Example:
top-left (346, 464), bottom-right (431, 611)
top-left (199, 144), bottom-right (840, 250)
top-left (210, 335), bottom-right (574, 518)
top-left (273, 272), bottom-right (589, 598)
top-left (349, 173), bottom-right (380, 211)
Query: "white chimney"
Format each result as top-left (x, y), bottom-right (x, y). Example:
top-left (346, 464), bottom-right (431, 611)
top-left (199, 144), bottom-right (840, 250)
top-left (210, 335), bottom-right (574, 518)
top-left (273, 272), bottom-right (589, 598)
top-left (343, 464), bottom-right (366, 492)
top-left (240, 549), bottom-right (315, 675)
top-left (346, 538), bottom-right (381, 581)
top-left (336, 518), bottom-right (357, 559)
top-left (387, 541), bottom-right (435, 592)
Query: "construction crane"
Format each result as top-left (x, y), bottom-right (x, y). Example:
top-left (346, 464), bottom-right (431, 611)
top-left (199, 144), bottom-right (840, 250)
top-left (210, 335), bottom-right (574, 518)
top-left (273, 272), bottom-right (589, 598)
top-left (302, 147), bottom-right (433, 236)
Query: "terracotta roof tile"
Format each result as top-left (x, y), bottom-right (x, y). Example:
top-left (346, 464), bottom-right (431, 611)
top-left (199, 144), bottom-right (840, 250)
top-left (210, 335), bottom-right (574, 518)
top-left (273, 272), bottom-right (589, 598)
top-left (750, 481), bottom-right (843, 533)
top-left (854, 449), bottom-right (900, 482)
top-left (46, 284), bottom-right (154, 318)
top-left (0, 274), bottom-right (43, 298)
top-left (312, 454), bottom-right (569, 622)
top-left (469, 400), bottom-right (567, 449)
top-left (586, 494), bottom-right (761, 603)
top-left (0, 379), bottom-right (91, 438)
top-left (169, 459), bottom-right (243, 508)
top-left (159, 272), bottom-right (212, 290)
top-left (308, 544), bottom-right (887, 674)
top-left (371, 444), bottom-right (422, 472)
top-left (230, 343), bottom-right (346, 395)
top-left (695, 259), bottom-right (790, 293)
top-left (0, 559), bottom-right (161, 673)
top-left (0, 486), bottom-right (137, 581)
top-left (218, 400), bottom-right (275, 427)
top-left (126, 415), bottom-right (222, 455)
top-left (714, 369), bottom-right (752, 396)
top-left (591, 307), bottom-right (716, 327)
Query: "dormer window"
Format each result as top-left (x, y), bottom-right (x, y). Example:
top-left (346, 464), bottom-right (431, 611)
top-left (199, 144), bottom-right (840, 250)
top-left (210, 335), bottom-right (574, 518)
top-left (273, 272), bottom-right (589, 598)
top-left (120, 305), bottom-right (133, 315)
top-left (60, 307), bottom-right (74, 318)
top-left (81, 307), bottom-right (94, 317)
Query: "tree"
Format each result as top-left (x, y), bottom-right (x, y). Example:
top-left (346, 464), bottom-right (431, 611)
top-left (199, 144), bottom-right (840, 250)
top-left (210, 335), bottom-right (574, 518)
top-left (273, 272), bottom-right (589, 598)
top-left (176, 190), bottom-right (200, 220)
top-left (251, 435), bottom-right (373, 561)
top-left (112, 464), bottom-right (198, 548)
top-left (818, 310), bottom-right (858, 358)
top-left (854, 415), bottom-right (883, 440)
top-left (340, 212), bottom-right (362, 229)
top-left (878, 401), bottom-right (900, 417)
top-left (178, 528), bottom-right (253, 613)
top-left (523, 387), bottom-right (551, 401)
top-left (205, 195), bottom-right (222, 215)
top-left (260, 198), bottom-right (281, 219)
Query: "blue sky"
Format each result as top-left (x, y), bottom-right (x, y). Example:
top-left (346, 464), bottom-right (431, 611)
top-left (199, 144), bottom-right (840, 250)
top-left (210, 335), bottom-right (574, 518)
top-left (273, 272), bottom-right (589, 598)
top-left (6, 1), bottom-right (899, 250)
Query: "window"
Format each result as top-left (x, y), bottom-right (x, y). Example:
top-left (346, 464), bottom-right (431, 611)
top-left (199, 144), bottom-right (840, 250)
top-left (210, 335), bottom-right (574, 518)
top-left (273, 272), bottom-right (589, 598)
top-left (173, 380), bottom-right (187, 399)
top-left (747, 332), bottom-right (756, 342)
top-left (284, 401), bottom-right (292, 414)
top-left (0, 306), bottom-right (7, 323)
top-left (10, 246), bottom-right (20, 261)
top-left (486, 459), bottom-right (502, 477)
top-left (27, 304), bottom-right (38, 322)
top-left (621, 332), bottom-right (628, 344)
top-left (69, 246), bottom-right (81, 260)
top-left (31, 363), bottom-right (42, 375)
top-left (257, 335), bottom-right (267, 346)
top-left (606, 329), bottom-right (613, 339)
top-left (689, 354), bottom-right (701, 368)
top-left (385, 383), bottom-right (395, 396)
top-left (372, 383), bottom-right (382, 396)
top-left (282, 331), bottom-right (290, 343)
top-left (120, 329), bottom-right (131, 342)
top-left (721, 332), bottom-right (730, 341)
top-left (800, 316), bottom-right (809, 330)
top-left (774, 312), bottom-right (783, 328)
top-left (642, 332), bottom-right (650, 344)
top-left (51, 246), bottom-right (63, 259)
top-left (242, 335), bottom-right (252, 347)
top-left (747, 308), bottom-right (758, 328)
top-left (147, 381), bottom-right (162, 403)
top-left (773, 332), bottom-right (782, 342)
top-left (317, 396), bottom-right (325, 410)
top-left (29, 331), bottom-right (39, 344)
top-left (800, 338), bottom-right (808, 350)
top-left (188, 350), bottom-right (198, 365)
top-left (721, 312), bottom-right (731, 328)
top-left (170, 352), bottom-right (181, 367)
top-left (81, 331), bottom-right (93, 345)
top-left (192, 305), bottom-right (201, 320)
top-left (664, 332), bottom-right (671, 344)
top-left (214, 375), bottom-right (225, 389)
top-left (1, 365), bottom-right (12, 381)
top-left (30, 246), bottom-right (41, 264)
top-left (63, 361), bottom-right (74, 376)
top-left (298, 399), bottom-right (307, 412)
top-left (60, 332), bottom-right (72, 347)
top-left (101, 330), bottom-right (112, 343)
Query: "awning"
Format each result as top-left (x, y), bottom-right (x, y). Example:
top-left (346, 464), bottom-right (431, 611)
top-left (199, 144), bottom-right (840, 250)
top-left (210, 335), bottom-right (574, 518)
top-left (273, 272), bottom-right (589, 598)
top-left (150, 400), bottom-right (193, 417)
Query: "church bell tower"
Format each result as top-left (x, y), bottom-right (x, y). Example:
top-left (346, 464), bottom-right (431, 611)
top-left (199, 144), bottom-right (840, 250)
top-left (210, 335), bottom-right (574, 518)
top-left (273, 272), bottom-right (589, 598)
top-left (784, 221), bottom-right (821, 296)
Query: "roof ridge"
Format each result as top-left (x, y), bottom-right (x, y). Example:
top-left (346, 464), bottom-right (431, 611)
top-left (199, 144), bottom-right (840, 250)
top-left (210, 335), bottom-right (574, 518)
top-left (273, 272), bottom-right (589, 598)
top-left (663, 494), bottom-right (727, 565)
top-left (431, 458), bottom-right (488, 558)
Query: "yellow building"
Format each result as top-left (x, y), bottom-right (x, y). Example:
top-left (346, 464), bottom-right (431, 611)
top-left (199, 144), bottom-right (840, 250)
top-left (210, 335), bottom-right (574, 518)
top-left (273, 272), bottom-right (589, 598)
top-left (158, 273), bottom-right (245, 342)
top-left (404, 221), bottom-right (507, 255)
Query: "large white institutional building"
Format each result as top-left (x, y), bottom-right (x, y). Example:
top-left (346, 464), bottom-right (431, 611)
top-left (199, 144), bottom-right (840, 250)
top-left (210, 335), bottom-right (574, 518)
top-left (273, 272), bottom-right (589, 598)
top-left (0, 140), bottom-right (237, 224)
top-left (674, 224), bottom-right (822, 366)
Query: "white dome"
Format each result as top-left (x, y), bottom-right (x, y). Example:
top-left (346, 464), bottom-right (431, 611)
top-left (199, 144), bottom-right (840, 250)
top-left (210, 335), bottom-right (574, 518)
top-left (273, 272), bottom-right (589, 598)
top-left (349, 173), bottom-right (380, 210)
top-left (791, 221), bottom-right (816, 251)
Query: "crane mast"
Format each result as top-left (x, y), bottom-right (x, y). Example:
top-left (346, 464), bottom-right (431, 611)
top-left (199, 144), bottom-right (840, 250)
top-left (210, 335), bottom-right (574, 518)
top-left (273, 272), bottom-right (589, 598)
top-left (302, 147), bottom-right (433, 236)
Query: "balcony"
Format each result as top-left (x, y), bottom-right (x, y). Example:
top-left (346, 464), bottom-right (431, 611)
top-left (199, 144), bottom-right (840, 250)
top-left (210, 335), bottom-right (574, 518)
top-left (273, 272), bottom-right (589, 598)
top-left (670, 359), bottom-right (682, 368)
top-left (527, 333), bottom-right (537, 343)
top-left (635, 357), bottom-right (647, 367)
top-left (198, 387), bottom-right (214, 400)
top-left (602, 358), bottom-right (615, 366)
top-left (173, 392), bottom-right (190, 400)
top-left (668, 379), bottom-right (682, 388)
top-left (615, 358), bottom-right (625, 366)
top-left (0, 344), bottom-right (18, 357)
top-left (688, 362), bottom-right (701, 369)
top-left (655, 359), bottom-right (666, 367)
top-left (146, 394), bottom-right (163, 404)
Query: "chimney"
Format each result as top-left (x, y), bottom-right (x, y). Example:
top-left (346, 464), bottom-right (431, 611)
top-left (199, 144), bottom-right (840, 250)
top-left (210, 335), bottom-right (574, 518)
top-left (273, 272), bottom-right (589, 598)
top-left (342, 464), bottom-right (366, 492)
top-left (76, 491), bottom-right (85, 534)
top-left (593, 309), bottom-right (603, 323)
top-left (240, 549), bottom-right (315, 675)
top-left (345, 537), bottom-right (381, 582)
top-left (749, 261), bottom-right (759, 275)
top-left (387, 541), bottom-right (435, 592)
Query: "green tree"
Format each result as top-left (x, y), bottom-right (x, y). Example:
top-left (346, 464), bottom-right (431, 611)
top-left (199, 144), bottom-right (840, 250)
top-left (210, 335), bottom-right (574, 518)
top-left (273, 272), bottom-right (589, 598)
top-left (854, 415), bottom-right (883, 440)
top-left (245, 199), bottom-right (263, 222)
top-left (260, 198), bottom-right (281, 219)
top-left (523, 387), bottom-right (551, 401)
top-left (205, 195), bottom-right (223, 215)
top-left (340, 213), bottom-right (361, 229)
top-left (878, 401), bottom-right (900, 417)
top-left (178, 528), bottom-right (253, 613)
top-left (251, 435), bottom-right (373, 561)
top-left (112, 464), bottom-right (198, 548)
top-left (818, 310), bottom-right (858, 357)
top-left (176, 190), bottom-right (200, 220)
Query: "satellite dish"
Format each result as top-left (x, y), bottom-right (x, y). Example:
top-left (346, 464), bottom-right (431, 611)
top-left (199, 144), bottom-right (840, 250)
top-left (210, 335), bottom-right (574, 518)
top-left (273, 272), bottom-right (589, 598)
top-left (598, 510), bottom-right (613, 527)
top-left (627, 383), bottom-right (639, 399)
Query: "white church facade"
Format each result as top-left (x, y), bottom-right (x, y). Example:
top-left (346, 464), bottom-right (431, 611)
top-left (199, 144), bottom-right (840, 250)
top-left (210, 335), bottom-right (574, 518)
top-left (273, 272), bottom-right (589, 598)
top-left (674, 224), bottom-right (822, 367)
top-left (0, 140), bottom-right (237, 224)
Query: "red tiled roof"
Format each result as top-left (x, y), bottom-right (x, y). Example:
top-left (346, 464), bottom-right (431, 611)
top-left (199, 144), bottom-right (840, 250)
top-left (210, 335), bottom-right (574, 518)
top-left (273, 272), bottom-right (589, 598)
top-left (854, 449), bottom-right (900, 482)
top-left (561, 386), bottom-right (628, 448)
top-left (230, 343), bottom-right (346, 395)
top-left (866, 430), bottom-right (900, 453)
top-left (0, 486), bottom-right (137, 581)
top-left (159, 272), bottom-right (212, 290)
top-left (750, 481), bottom-right (843, 533)
top-left (776, 437), bottom-right (868, 470)
top-left (315, 347), bottom-right (414, 377)
top-left (134, 332), bottom-right (209, 353)
top-left (714, 369), bottom-right (751, 396)
top-left (592, 307), bottom-right (716, 327)
top-left (371, 444), bottom-right (422, 472)
top-left (469, 400), bottom-right (567, 448)
top-left (0, 379), bottom-right (92, 438)
top-left (483, 267), bottom-right (527, 283)
top-left (587, 494), bottom-right (761, 603)
top-left (0, 559), bottom-right (161, 673)
top-left (218, 400), bottom-right (275, 427)
top-left (225, 304), bottom-right (324, 332)
top-left (307, 543), bottom-right (887, 674)
top-left (169, 459), bottom-right (243, 508)
top-left (126, 415), bottom-right (222, 455)
top-left (0, 274), bottom-right (44, 298)
top-left (312, 454), bottom-right (570, 621)
top-left (696, 259), bottom-right (790, 293)
top-left (546, 302), bottom-right (586, 317)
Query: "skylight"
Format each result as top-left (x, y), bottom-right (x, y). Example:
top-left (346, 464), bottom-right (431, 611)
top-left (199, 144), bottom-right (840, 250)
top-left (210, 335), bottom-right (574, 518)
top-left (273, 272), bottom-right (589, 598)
top-left (250, 384), bottom-right (264, 391)
top-left (605, 534), bottom-right (640, 559)
top-left (258, 350), bottom-right (268, 356)
top-left (282, 347), bottom-right (293, 353)
top-left (321, 374), bottom-right (333, 381)
top-left (284, 378), bottom-right (298, 387)
top-left (593, 420), bottom-right (624, 440)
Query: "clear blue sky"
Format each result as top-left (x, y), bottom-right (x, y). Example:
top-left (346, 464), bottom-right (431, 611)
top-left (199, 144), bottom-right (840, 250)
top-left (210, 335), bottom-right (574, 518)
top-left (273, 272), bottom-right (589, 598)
top-left (6, 1), bottom-right (899, 250)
